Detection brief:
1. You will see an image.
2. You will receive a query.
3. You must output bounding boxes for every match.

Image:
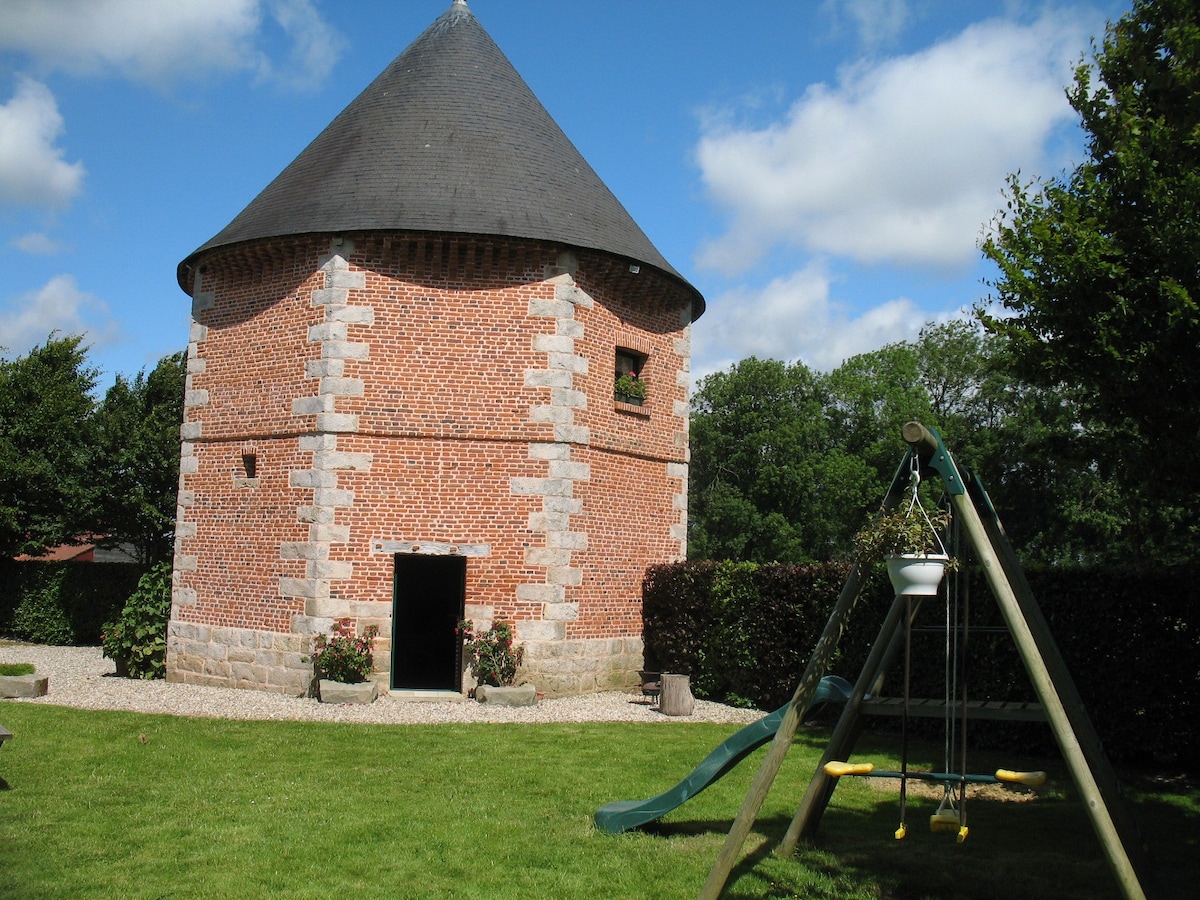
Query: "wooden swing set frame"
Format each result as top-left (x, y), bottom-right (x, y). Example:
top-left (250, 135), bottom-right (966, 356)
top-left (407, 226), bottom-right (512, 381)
top-left (697, 422), bottom-right (1147, 900)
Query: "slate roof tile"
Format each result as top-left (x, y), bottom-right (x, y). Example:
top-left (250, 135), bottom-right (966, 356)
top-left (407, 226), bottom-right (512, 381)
top-left (179, 0), bottom-right (701, 314)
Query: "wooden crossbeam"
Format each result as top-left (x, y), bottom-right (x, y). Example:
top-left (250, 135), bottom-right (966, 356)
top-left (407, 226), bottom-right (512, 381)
top-left (860, 697), bottom-right (1047, 722)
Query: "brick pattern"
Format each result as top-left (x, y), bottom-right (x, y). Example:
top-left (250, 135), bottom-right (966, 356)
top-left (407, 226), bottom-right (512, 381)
top-left (169, 232), bottom-right (694, 696)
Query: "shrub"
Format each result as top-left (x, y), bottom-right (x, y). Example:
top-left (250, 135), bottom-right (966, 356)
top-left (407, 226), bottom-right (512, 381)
top-left (0, 559), bottom-right (141, 645)
top-left (101, 562), bottom-right (171, 679)
top-left (643, 560), bottom-right (1200, 765)
top-left (458, 619), bottom-right (524, 687)
top-left (10, 566), bottom-right (74, 645)
top-left (309, 619), bottom-right (380, 684)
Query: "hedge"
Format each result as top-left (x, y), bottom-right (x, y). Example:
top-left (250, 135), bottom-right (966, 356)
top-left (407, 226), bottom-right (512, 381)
top-left (642, 561), bottom-right (1200, 766)
top-left (0, 560), bottom-right (145, 645)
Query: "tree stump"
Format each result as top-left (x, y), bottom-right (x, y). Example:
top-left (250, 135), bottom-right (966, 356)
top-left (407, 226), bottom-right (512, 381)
top-left (660, 673), bottom-right (695, 717)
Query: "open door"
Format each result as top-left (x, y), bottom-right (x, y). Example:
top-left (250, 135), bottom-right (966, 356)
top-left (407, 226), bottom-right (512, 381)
top-left (391, 554), bottom-right (465, 691)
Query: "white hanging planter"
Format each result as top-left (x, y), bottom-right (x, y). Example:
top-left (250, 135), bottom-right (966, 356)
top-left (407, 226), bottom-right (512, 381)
top-left (886, 553), bottom-right (950, 596)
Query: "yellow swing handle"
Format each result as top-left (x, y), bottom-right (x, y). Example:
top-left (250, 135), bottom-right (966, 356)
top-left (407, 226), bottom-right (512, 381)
top-left (824, 761), bottom-right (875, 778)
top-left (995, 769), bottom-right (1047, 787)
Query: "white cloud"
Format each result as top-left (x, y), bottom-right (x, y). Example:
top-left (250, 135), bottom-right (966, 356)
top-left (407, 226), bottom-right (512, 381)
top-left (0, 0), bottom-right (342, 87)
top-left (0, 77), bottom-right (84, 208)
top-left (694, 12), bottom-right (1090, 276)
top-left (11, 231), bottom-right (65, 254)
top-left (691, 264), bottom-right (933, 380)
top-left (0, 275), bottom-right (116, 355)
top-left (263, 0), bottom-right (347, 90)
top-left (823, 0), bottom-right (911, 48)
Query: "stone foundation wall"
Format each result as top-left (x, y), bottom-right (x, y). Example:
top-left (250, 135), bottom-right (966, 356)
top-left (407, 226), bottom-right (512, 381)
top-left (167, 617), bottom-right (643, 700)
top-left (166, 620), bottom-right (313, 695)
top-left (518, 636), bottom-right (645, 697)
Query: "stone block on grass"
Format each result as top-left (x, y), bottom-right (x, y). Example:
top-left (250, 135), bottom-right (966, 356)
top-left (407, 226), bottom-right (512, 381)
top-left (0, 674), bottom-right (49, 699)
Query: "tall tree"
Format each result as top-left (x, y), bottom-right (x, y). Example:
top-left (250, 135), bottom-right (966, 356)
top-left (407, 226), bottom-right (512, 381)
top-left (687, 322), bottom-right (1119, 566)
top-left (981, 0), bottom-right (1200, 553)
top-left (0, 335), bottom-right (99, 557)
top-left (689, 357), bottom-right (877, 563)
top-left (94, 352), bottom-right (185, 564)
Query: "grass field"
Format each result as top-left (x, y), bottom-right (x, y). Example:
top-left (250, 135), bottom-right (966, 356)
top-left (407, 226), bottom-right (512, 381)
top-left (0, 703), bottom-right (1194, 898)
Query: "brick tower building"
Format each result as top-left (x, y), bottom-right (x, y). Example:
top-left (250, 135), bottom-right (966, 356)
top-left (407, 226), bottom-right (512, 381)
top-left (167, 0), bottom-right (704, 697)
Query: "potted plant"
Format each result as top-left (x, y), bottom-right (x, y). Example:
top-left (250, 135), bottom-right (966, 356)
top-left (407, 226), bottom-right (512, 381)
top-left (854, 499), bottom-right (955, 596)
top-left (310, 619), bottom-right (380, 704)
top-left (614, 371), bottom-right (647, 406)
top-left (458, 619), bottom-right (535, 705)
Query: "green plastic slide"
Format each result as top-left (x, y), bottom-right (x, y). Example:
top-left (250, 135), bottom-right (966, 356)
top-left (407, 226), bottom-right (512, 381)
top-left (595, 675), bottom-right (853, 834)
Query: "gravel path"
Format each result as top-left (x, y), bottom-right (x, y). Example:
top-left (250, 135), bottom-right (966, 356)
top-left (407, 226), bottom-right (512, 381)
top-left (0, 643), bottom-right (763, 726)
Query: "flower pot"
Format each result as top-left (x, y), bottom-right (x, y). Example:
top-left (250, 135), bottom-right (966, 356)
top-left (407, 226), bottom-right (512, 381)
top-left (886, 553), bottom-right (949, 596)
top-left (474, 684), bottom-right (537, 706)
top-left (318, 679), bottom-right (378, 704)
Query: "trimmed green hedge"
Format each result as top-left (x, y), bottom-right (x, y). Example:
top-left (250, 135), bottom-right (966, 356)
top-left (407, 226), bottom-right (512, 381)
top-left (642, 561), bottom-right (1200, 765)
top-left (643, 561), bottom-right (870, 709)
top-left (0, 560), bottom-right (145, 645)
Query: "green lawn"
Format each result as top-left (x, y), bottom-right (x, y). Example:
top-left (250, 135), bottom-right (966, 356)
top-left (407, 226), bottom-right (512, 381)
top-left (0, 703), bottom-right (1193, 898)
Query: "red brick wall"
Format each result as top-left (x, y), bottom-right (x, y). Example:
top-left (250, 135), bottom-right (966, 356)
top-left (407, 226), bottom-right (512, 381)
top-left (171, 231), bottom-right (693, 693)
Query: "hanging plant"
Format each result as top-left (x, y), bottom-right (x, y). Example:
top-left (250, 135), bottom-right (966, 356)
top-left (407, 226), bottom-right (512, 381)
top-left (853, 504), bottom-right (952, 561)
top-left (853, 469), bottom-right (956, 596)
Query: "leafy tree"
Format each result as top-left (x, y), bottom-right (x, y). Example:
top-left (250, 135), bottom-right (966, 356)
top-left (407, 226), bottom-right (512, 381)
top-left (689, 357), bottom-right (875, 563)
top-left (981, 0), bottom-right (1200, 559)
top-left (824, 340), bottom-right (932, 477)
top-left (687, 321), bottom-right (1129, 566)
top-left (93, 352), bottom-right (185, 564)
top-left (0, 335), bottom-right (99, 557)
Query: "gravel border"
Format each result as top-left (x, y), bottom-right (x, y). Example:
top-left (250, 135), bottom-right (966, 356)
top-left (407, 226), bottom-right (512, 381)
top-left (0, 643), bottom-right (763, 726)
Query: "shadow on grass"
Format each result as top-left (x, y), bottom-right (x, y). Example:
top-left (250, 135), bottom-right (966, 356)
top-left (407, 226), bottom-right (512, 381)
top-left (632, 774), bottom-right (1186, 900)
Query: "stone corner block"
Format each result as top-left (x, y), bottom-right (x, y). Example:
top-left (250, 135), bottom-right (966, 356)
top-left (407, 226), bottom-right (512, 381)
top-left (516, 620), bottom-right (565, 641)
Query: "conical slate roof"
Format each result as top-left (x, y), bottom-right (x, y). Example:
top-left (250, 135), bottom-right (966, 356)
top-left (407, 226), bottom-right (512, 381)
top-left (179, 0), bottom-right (701, 312)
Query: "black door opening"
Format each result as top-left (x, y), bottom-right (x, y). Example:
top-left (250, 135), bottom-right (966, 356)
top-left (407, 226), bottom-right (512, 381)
top-left (391, 554), bottom-right (465, 691)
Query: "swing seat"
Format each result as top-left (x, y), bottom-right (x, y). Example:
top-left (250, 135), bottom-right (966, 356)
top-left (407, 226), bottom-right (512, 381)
top-left (930, 811), bottom-right (961, 833)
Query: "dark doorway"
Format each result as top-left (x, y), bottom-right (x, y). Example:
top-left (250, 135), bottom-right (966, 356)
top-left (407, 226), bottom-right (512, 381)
top-left (391, 554), bottom-right (465, 691)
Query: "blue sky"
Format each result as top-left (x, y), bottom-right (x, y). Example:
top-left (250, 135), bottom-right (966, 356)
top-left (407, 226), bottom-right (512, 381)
top-left (0, 0), bottom-right (1125, 389)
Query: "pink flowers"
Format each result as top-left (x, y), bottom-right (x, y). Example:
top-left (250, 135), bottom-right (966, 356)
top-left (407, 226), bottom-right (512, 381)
top-left (310, 618), bottom-right (380, 684)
